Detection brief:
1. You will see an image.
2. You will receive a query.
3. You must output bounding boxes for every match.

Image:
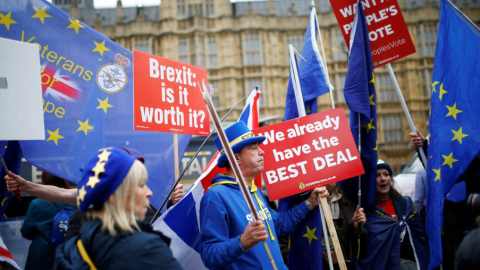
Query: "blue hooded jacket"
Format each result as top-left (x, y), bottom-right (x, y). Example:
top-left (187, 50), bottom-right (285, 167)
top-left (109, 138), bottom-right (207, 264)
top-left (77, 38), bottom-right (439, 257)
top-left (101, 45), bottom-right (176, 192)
top-left (54, 220), bottom-right (181, 270)
top-left (356, 196), bottom-right (428, 270)
top-left (200, 174), bottom-right (311, 270)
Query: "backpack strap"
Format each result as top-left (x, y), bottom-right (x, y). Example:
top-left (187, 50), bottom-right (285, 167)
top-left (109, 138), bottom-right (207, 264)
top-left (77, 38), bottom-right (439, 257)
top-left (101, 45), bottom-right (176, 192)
top-left (77, 239), bottom-right (97, 270)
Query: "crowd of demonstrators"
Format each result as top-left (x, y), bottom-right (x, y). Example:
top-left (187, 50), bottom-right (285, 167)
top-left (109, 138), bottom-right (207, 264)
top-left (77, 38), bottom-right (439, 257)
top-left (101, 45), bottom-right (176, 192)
top-left (54, 148), bottom-right (182, 270)
top-left (356, 161), bottom-right (428, 270)
top-left (2, 121), bottom-right (435, 270)
top-left (21, 171), bottom-right (76, 270)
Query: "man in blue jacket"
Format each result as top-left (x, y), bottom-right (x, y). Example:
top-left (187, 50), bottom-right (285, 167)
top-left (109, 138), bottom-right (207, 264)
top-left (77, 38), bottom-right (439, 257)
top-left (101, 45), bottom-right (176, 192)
top-left (200, 121), bottom-right (328, 270)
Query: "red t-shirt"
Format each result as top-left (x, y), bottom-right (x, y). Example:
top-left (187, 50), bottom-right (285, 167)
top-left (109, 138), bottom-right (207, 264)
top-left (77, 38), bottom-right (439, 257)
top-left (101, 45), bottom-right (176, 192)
top-left (377, 198), bottom-right (397, 220)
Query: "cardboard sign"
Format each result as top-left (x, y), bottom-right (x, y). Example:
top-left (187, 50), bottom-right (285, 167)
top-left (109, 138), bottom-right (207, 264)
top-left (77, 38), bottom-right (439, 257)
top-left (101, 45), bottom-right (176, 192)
top-left (253, 108), bottom-right (364, 201)
top-left (0, 38), bottom-right (45, 140)
top-left (329, 0), bottom-right (416, 68)
top-left (133, 51), bottom-right (210, 136)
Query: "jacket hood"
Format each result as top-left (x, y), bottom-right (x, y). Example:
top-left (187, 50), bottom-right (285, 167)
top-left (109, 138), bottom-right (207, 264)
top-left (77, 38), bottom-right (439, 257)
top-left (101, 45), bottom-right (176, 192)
top-left (54, 220), bottom-right (126, 269)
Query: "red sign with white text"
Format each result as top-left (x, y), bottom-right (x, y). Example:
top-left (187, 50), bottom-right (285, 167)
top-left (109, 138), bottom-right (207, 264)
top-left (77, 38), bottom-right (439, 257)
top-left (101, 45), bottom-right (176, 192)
top-left (133, 50), bottom-right (210, 136)
top-left (329, 0), bottom-right (416, 68)
top-left (253, 108), bottom-right (364, 201)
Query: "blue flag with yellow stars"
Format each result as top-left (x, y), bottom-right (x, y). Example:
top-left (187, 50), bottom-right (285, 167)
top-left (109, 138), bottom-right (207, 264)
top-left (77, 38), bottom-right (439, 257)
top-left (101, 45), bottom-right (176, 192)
top-left (283, 3), bottom-right (330, 120)
top-left (280, 6), bottom-right (326, 268)
top-left (0, 0), bottom-right (191, 208)
top-left (0, 141), bottom-right (22, 217)
top-left (426, 0), bottom-right (480, 268)
top-left (339, 0), bottom-right (377, 210)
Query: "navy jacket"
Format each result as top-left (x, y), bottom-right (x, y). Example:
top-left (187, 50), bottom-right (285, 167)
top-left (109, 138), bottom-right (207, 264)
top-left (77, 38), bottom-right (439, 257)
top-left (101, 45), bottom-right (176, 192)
top-left (54, 219), bottom-right (182, 270)
top-left (356, 196), bottom-right (428, 270)
top-left (200, 174), bottom-right (311, 270)
top-left (21, 199), bottom-right (76, 270)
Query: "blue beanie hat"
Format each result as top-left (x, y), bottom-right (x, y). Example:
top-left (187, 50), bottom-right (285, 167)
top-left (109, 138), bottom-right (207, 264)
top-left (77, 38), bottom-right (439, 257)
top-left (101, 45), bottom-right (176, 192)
top-left (377, 160), bottom-right (393, 177)
top-left (77, 148), bottom-right (136, 212)
top-left (214, 121), bottom-right (266, 168)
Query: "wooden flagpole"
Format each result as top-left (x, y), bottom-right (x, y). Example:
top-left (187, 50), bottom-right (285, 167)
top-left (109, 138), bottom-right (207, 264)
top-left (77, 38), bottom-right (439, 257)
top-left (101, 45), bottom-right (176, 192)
top-left (149, 89), bottom-right (257, 224)
top-left (201, 83), bottom-right (278, 270)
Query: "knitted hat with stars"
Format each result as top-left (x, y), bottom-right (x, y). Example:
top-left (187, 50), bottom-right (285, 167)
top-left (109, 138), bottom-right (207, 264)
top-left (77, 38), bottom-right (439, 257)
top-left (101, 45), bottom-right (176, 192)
top-left (77, 147), bottom-right (136, 212)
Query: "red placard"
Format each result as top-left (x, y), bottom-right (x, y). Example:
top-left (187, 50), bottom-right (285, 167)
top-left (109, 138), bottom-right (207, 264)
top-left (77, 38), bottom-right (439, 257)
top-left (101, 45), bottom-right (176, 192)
top-left (329, 0), bottom-right (416, 68)
top-left (253, 108), bottom-right (364, 201)
top-left (133, 50), bottom-right (210, 136)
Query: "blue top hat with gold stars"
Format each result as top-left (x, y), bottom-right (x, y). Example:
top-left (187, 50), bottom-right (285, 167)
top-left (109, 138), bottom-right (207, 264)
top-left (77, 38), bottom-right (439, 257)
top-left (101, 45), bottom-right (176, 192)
top-left (77, 148), bottom-right (136, 212)
top-left (214, 121), bottom-right (266, 168)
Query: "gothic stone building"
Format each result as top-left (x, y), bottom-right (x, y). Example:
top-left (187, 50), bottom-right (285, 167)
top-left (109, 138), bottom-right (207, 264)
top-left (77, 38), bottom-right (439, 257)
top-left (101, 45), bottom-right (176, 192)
top-left (56, 0), bottom-right (480, 174)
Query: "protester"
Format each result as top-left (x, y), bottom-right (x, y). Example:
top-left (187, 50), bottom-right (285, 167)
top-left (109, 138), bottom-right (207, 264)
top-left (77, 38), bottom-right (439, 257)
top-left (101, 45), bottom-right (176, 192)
top-left (21, 172), bottom-right (77, 270)
top-left (356, 160), bottom-right (428, 270)
top-left (54, 147), bottom-right (181, 269)
top-left (4, 154), bottom-right (184, 228)
top-left (199, 121), bottom-right (329, 269)
top-left (413, 167), bottom-right (427, 228)
top-left (321, 183), bottom-right (367, 270)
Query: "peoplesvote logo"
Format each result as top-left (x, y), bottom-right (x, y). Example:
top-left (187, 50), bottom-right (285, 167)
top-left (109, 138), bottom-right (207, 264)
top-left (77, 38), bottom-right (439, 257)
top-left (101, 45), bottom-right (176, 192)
top-left (299, 182), bottom-right (305, 190)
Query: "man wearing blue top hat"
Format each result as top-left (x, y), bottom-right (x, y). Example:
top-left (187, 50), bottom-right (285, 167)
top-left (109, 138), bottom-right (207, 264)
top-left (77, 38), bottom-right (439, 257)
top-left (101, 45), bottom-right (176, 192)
top-left (199, 121), bottom-right (329, 270)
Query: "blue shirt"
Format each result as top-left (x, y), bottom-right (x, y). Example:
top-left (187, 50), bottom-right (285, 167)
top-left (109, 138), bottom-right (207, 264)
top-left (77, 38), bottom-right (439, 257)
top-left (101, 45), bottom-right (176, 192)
top-left (200, 174), bottom-right (311, 270)
top-left (414, 168), bottom-right (427, 210)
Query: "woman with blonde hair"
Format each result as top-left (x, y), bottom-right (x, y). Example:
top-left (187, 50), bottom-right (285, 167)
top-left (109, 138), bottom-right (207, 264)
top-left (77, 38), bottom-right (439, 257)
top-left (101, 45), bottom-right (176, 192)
top-left (54, 148), bottom-right (181, 270)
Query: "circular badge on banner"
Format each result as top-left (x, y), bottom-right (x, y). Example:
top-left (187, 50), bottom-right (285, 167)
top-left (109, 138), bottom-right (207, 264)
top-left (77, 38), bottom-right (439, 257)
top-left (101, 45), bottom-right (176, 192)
top-left (96, 53), bottom-right (130, 94)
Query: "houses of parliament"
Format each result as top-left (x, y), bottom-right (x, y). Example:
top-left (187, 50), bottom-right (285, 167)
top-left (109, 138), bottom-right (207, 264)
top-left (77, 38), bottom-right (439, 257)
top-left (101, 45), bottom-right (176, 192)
top-left (54, 0), bottom-right (480, 174)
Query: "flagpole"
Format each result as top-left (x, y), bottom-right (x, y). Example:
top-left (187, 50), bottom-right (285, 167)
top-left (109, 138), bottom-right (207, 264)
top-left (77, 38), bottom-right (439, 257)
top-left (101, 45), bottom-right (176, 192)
top-left (201, 82), bottom-right (278, 270)
top-left (386, 64), bottom-right (428, 166)
top-left (289, 45), bottom-right (306, 117)
top-left (290, 44), bottom-right (345, 270)
top-left (358, 114), bottom-right (362, 208)
top-left (149, 89), bottom-right (256, 224)
top-left (312, 4), bottom-right (335, 109)
top-left (0, 155), bottom-right (21, 200)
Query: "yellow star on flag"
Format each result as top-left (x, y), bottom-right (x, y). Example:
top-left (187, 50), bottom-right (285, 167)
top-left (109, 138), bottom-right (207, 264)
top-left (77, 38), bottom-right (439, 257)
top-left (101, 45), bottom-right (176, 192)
top-left (369, 94), bottom-right (375, 105)
top-left (302, 226), bottom-right (318, 245)
top-left (91, 162), bottom-right (106, 175)
top-left (362, 118), bottom-right (376, 134)
top-left (451, 127), bottom-right (468, 144)
top-left (86, 176), bottom-right (101, 189)
top-left (78, 186), bottom-right (87, 202)
top-left (431, 81), bottom-right (439, 93)
top-left (97, 149), bottom-right (111, 162)
top-left (77, 119), bottom-right (94, 135)
top-left (67, 17), bottom-right (84, 34)
top-left (92, 40), bottom-right (110, 57)
top-left (446, 103), bottom-right (462, 120)
top-left (442, 152), bottom-right (458, 169)
top-left (97, 97), bottom-right (113, 113)
top-left (46, 128), bottom-right (64, 145)
top-left (31, 6), bottom-right (51, 24)
top-left (439, 83), bottom-right (448, 101)
top-left (432, 168), bottom-right (441, 181)
top-left (0, 12), bottom-right (17, 30)
top-left (373, 140), bottom-right (378, 151)
top-left (369, 72), bottom-right (375, 83)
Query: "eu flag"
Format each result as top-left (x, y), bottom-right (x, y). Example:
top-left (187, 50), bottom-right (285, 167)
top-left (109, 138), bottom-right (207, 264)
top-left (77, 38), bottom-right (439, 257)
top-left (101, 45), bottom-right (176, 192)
top-left (280, 5), bottom-right (330, 269)
top-left (284, 5), bottom-right (330, 120)
top-left (426, 0), bottom-right (480, 268)
top-left (339, 0), bottom-right (377, 209)
top-left (0, 141), bottom-right (22, 217)
top-left (0, 0), bottom-right (191, 208)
